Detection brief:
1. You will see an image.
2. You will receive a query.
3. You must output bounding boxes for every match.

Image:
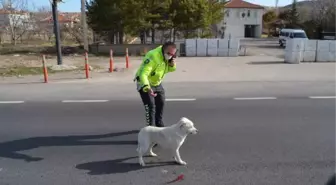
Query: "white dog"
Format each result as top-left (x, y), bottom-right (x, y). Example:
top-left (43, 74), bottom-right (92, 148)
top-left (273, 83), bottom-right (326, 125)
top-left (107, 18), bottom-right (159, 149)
top-left (136, 117), bottom-right (198, 166)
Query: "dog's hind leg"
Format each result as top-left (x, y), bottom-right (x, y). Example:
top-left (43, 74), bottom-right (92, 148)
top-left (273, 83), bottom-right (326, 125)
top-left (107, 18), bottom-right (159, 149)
top-left (138, 146), bottom-right (146, 166)
top-left (138, 141), bottom-right (150, 166)
top-left (148, 143), bottom-right (158, 157)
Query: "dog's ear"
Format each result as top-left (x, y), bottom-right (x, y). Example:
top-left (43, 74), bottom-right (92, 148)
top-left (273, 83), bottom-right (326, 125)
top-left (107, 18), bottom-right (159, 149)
top-left (179, 120), bottom-right (186, 129)
top-left (180, 117), bottom-right (188, 122)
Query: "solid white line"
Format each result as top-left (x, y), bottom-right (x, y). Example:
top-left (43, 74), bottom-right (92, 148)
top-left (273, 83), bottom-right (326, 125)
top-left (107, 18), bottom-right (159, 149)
top-left (166, 98), bottom-right (196, 101)
top-left (62, 100), bottom-right (109, 103)
top-left (309, 96), bottom-right (336, 99)
top-left (0, 101), bottom-right (25, 104)
top-left (234, 97), bottom-right (277, 100)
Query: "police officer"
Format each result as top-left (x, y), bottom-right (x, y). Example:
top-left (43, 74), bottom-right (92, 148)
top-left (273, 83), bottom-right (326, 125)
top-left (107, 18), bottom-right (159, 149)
top-left (134, 42), bottom-right (177, 127)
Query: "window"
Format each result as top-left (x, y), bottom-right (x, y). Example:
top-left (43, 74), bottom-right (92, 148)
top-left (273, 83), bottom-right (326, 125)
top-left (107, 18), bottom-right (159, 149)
top-left (226, 10), bottom-right (230, 17)
top-left (247, 10), bottom-right (251, 17)
top-left (293, 32), bottom-right (307, 38)
top-left (254, 10), bottom-right (258, 18)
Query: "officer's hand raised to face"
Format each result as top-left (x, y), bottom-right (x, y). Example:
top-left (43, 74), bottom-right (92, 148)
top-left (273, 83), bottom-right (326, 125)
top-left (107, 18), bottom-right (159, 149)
top-left (169, 58), bottom-right (175, 67)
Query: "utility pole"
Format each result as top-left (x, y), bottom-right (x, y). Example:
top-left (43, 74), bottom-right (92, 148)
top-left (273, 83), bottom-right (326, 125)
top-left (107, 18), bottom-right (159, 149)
top-left (275, 0), bottom-right (279, 16)
top-left (81, 0), bottom-right (89, 52)
top-left (51, 0), bottom-right (63, 65)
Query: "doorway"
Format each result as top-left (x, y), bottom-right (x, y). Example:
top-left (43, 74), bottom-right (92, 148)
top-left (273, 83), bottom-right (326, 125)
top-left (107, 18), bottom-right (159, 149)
top-left (244, 25), bottom-right (256, 38)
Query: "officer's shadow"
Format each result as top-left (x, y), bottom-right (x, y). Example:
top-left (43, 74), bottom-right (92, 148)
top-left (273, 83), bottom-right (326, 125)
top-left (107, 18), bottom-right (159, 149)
top-left (76, 156), bottom-right (177, 175)
top-left (0, 130), bottom-right (139, 162)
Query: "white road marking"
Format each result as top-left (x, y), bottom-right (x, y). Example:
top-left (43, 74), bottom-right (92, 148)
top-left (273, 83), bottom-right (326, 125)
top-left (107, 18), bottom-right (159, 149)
top-left (234, 97), bottom-right (277, 100)
top-left (166, 98), bottom-right (196, 102)
top-left (62, 100), bottom-right (109, 103)
top-left (309, 96), bottom-right (336, 99)
top-left (0, 101), bottom-right (25, 104)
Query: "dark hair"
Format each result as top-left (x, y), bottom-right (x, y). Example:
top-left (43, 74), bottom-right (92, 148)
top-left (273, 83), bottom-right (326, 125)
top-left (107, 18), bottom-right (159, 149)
top-left (162, 41), bottom-right (176, 49)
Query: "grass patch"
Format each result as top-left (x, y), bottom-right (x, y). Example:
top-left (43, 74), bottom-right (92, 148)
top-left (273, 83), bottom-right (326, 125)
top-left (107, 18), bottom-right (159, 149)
top-left (0, 45), bottom-right (84, 55)
top-left (0, 64), bottom-right (103, 77)
top-left (0, 66), bottom-right (77, 77)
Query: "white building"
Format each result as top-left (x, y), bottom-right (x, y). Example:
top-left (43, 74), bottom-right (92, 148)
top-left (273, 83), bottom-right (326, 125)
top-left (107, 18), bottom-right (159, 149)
top-left (217, 0), bottom-right (265, 38)
top-left (0, 9), bottom-right (32, 30)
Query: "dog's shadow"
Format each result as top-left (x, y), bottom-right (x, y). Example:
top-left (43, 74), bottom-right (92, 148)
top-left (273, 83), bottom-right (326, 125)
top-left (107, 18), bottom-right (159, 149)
top-left (76, 156), bottom-right (177, 175)
top-left (0, 130), bottom-right (139, 162)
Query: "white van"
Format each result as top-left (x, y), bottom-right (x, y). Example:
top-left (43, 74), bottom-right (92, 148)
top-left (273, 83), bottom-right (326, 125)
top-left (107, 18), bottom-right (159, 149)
top-left (279, 29), bottom-right (308, 47)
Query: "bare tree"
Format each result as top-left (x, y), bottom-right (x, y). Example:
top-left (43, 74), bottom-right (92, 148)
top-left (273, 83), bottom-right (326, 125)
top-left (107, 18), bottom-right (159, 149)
top-left (30, 5), bottom-right (55, 42)
top-left (62, 18), bottom-right (94, 45)
top-left (0, 0), bottom-right (30, 45)
top-left (311, 0), bottom-right (335, 32)
top-left (62, 23), bottom-right (83, 45)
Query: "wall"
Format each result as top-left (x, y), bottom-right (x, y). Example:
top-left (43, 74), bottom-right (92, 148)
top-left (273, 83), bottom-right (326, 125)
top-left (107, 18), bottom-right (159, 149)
top-left (8, 13), bottom-right (31, 29)
top-left (184, 38), bottom-right (240, 57)
top-left (89, 44), bottom-right (160, 56)
top-left (89, 43), bottom-right (183, 57)
top-left (285, 39), bottom-right (336, 63)
top-left (217, 8), bottom-right (264, 38)
top-left (0, 14), bottom-right (9, 28)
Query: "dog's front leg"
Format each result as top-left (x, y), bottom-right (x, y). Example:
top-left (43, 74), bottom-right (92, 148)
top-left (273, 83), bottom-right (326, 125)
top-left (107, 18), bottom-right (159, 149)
top-left (174, 148), bottom-right (187, 165)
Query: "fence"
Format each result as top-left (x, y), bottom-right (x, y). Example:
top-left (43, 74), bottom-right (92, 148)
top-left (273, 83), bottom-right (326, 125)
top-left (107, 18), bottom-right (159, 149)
top-left (89, 42), bottom-right (185, 57)
top-left (285, 39), bottom-right (336, 63)
top-left (184, 38), bottom-right (240, 57)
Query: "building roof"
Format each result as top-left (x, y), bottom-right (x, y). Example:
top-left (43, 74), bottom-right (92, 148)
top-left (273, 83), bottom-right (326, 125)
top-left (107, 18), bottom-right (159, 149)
top-left (40, 14), bottom-right (71, 23)
top-left (0, 8), bottom-right (28, 14)
top-left (224, 0), bottom-right (265, 9)
top-left (39, 13), bottom-right (80, 23)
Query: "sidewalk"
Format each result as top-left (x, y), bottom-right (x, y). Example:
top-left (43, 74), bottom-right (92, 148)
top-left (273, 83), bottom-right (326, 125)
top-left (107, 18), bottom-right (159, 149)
top-left (165, 55), bottom-right (335, 83)
top-left (1, 55), bottom-right (334, 85)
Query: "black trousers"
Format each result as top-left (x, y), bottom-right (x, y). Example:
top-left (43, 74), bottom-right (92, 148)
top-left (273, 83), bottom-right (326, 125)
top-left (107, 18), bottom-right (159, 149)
top-left (138, 84), bottom-right (165, 127)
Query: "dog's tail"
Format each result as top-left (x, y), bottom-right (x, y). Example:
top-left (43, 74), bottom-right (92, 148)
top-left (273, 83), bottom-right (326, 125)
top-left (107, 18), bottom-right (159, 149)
top-left (136, 144), bottom-right (140, 153)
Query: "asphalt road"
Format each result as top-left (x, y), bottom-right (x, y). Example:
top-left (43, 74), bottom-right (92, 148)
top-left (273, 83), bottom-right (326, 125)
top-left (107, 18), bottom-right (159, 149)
top-left (0, 81), bottom-right (335, 102)
top-left (0, 98), bottom-right (335, 185)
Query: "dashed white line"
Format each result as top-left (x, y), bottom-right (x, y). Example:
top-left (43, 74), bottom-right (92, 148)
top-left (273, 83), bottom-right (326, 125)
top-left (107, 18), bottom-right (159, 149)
top-left (62, 100), bottom-right (110, 103)
top-left (309, 96), bottom-right (336, 99)
top-left (0, 101), bottom-right (25, 104)
top-left (166, 98), bottom-right (196, 102)
top-left (234, 97), bottom-right (277, 100)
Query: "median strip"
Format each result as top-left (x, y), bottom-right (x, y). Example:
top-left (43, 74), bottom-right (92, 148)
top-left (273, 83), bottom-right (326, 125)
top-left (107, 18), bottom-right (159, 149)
top-left (234, 97), bottom-right (277, 100)
top-left (62, 100), bottom-right (110, 103)
top-left (0, 101), bottom-right (25, 104)
top-left (166, 98), bottom-right (197, 102)
top-left (309, 96), bottom-right (336, 99)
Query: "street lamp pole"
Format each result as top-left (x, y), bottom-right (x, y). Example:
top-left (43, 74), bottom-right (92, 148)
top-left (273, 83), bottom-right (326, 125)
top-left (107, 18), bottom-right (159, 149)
top-left (51, 0), bottom-right (63, 65)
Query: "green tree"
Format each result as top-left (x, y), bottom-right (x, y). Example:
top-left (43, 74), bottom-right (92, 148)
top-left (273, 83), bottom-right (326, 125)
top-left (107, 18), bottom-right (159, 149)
top-left (144, 0), bottom-right (173, 43)
top-left (86, 0), bottom-right (124, 44)
top-left (121, 0), bottom-right (173, 44)
top-left (120, 0), bottom-right (151, 37)
top-left (288, 0), bottom-right (300, 28)
top-left (170, 0), bottom-right (224, 39)
top-left (278, 9), bottom-right (291, 21)
top-left (263, 10), bottom-right (277, 23)
top-left (86, 0), bottom-right (226, 43)
top-left (263, 10), bottom-right (277, 36)
top-left (201, 0), bottom-right (226, 38)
